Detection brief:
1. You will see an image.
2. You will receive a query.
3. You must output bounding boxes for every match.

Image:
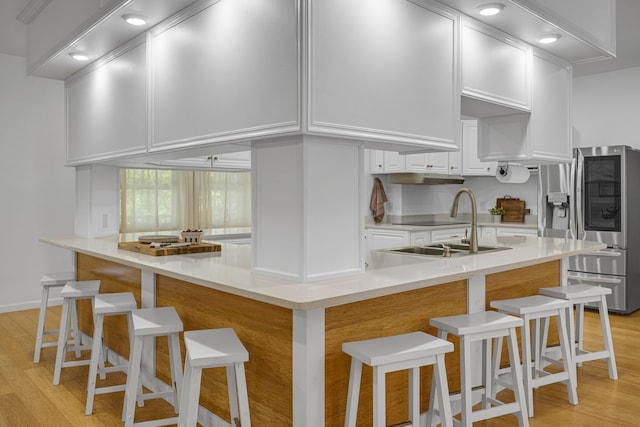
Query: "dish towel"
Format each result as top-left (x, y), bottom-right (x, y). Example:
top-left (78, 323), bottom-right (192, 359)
top-left (370, 177), bottom-right (388, 224)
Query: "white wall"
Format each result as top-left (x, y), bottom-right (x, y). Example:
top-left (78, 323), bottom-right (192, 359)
top-left (0, 53), bottom-right (75, 312)
top-left (573, 66), bottom-right (640, 149)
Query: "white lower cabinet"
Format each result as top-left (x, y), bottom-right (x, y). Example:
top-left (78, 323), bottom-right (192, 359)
top-left (410, 231), bottom-right (430, 247)
top-left (431, 228), bottom-right (468, 243)
top-left (366, 229), bottom-right (431, 251)
top-left (366, 229), bottom-right (410, 250)
top-left (496, 227), bottom-right (538, 237)
top-left (480, 226), bottom-right (497, 237)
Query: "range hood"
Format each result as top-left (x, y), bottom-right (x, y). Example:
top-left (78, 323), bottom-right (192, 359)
top-left (388, 173), bottom-right (465, 185)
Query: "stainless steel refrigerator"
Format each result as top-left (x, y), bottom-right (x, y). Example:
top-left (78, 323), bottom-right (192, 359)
top-left (538, 145), bottom-right (640, 314)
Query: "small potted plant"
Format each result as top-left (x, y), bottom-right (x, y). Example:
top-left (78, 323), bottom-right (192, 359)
top-left (488, 206), bottom-right (506, 223)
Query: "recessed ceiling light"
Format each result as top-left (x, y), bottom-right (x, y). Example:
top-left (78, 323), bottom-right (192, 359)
top-left (478, 3), bottom-right (505, 16)
top-left (538, 34), bottom-right (561, 44)
top-left (68, 52), bottom-right (90, 61)
top-left (122, 14), bottom-right (148, 26)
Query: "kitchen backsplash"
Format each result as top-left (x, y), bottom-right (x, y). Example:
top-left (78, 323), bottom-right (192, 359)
top-left (367, 174), bottom-right (538, 219)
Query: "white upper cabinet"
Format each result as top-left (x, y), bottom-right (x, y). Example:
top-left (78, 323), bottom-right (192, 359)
top-left (211, 151), bottom-right (251, 170)
top-left (461, 18), bottom-right (532, 112)
top-left (66, 40), bottom-right (147, 164)
top-left (309, 0), bottom-right (460, 150)
top-left (461, 120), bottom-right (496, 176)
top-left (477, 50), bottom-right (572, 164)
top-left (149, 0), bottom-right (299, 151)
top-left (529, 50), bottom-right (572, 163)
top-left (425, 153), bottom-right (450, 174)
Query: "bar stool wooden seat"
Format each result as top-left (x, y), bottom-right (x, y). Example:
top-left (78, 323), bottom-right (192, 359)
top-left (539, 284), bottom-right (618, 380)
top-left (33, 272), bottom-right (76, 363)
top-left (343, 331), bottom-right (454, 427)
top-left (52, 280), bottom-right (101, 385)
top-left (490, 295), bottom-right (577, 417)
top-left (123, 306), bottom-right (183, 427)
top-left (428, 311), bottom-right (529, 427)
top-left (86, 292), bottom-right (138, 416)
top-left (178, 328), bottom-right (251, 427)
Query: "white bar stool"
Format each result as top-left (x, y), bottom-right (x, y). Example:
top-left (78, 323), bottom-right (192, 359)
top-left (123, 306), bottom-right (183, 427)
top-left (86, 292), bottom-right (138, 415)
top-left (539, 284), bottom-right (618, 380)
top-left (490, 295), bottom-right (577, 417)
top-left (342, 331), bottom-right (454, 427)
top-left (33, 272), bottom-right (76, 363)
top-left (178, 328), bottom-right (251, 427)
top-left (52, 280), bottom-right (101, 385)
top-left (428, 311), bottom-right (529, 427)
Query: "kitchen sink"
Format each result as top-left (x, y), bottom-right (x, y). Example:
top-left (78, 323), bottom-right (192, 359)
top-left (385, 243), bottom-right (511, 258)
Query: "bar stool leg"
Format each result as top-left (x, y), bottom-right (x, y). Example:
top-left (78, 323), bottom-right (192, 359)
top-left (373, 366), bottom-right (385, 427)
top-left (482, 339), bottom-right (491, 409)
top-left (233, 362), bottom-right (251, 426)
top-left (520, 316), bottom-right (534, 417)
top-left (179, 356), bottom-right (202, 427)
top-left (557, 310), bottom-right (578, 406)
top-left (168, 332), bottom-right (183, 413)
top-left (460, 336), bottom-right (473, 427)
top-left (344, 358), bottom-right (362, 427)
top-left (123, 335), bottom-right (144, 427)
top-left (33, 286), bottom-right (51, 363)
top-left (506, 328), bottom-right (529, 427)
top-left (227, 364), bottom-right (240, 424)
top-left (433, 353), bottom-right (453, 427)
top-left (575, 302), bottom-right (585, 365)
top-left (598, 296), bottom-right (618, 380)
top-left (70, 301), bottom-right (82, 358)
top-left (85, 312), bottom-right (105, 415)
top-left (409, 366), bottom-right (419, 424)
top-left (53, 298), bottom-right (72, 385)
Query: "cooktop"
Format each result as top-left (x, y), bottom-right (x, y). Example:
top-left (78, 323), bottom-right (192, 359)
top-left (391, 221), bottom-right (470, 226)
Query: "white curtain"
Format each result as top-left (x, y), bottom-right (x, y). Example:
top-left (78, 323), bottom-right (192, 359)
top-left (120, 169), bottom-right (251, 233)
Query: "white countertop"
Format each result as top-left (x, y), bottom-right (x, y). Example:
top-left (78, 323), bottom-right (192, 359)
top-left (40, 235), bottom-right (604, 310)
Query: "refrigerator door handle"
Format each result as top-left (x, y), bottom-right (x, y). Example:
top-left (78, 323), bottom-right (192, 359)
top-left (575, 149), bottom-right (585, 239)
top-left (567, 274), bottom-right (622, 284)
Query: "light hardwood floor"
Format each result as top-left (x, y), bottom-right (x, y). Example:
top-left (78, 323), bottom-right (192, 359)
top-left (1, 306), bottom-right (638, 426)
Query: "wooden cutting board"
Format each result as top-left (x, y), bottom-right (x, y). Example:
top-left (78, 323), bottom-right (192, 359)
top-left (118, 241), bottom-right (221, 256)
top-left (496, 197), bottom-right (531, 223)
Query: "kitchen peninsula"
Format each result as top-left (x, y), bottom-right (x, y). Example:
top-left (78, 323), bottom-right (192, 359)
top-left (40, 234), bottom-right (604, 426)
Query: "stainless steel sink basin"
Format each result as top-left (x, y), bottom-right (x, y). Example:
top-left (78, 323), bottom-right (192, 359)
top-left (386, 243), bottom-right (511, 258)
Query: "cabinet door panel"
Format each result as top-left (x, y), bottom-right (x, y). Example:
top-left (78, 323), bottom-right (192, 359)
top-left (530, 52), bottom-right (572, 162)
top-left (462, 20), bottom-right (531, 110)
top-left (310, 0), bottom-right (458, 146)
top-left (67, 43), bottom-right (147, 163)
top-left (151, 0), bottom-right (298, 148)
top-left (367, 230), bottom-right (410, 250)
top-left (462, 120), bottom-right (496, 175)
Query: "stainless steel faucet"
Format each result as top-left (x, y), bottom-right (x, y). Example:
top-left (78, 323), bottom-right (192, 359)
top-left (450, 188), bottom-right (479, 253)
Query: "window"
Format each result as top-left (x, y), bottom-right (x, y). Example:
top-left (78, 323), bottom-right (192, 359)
top-left (120, 169), bottom-right (251, 233)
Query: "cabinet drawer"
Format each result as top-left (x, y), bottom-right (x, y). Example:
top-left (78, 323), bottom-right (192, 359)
top-left (367, 230), bottom-right (410, 250)
top-left (431, 228), bottom-right (467, 243)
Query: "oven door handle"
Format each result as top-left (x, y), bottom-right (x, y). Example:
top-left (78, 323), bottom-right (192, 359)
top-left (581, 250), bottom-right (622, 257)
top-left (567, 274), bottom-right (622, 284)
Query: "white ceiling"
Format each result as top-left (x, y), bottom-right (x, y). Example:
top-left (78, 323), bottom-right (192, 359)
top-left (0, 0), bottom-right (639, 77)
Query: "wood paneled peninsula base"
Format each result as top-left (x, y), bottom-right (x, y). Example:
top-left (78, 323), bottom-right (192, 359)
top-left (41, 235), bottom-right (604, 426)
